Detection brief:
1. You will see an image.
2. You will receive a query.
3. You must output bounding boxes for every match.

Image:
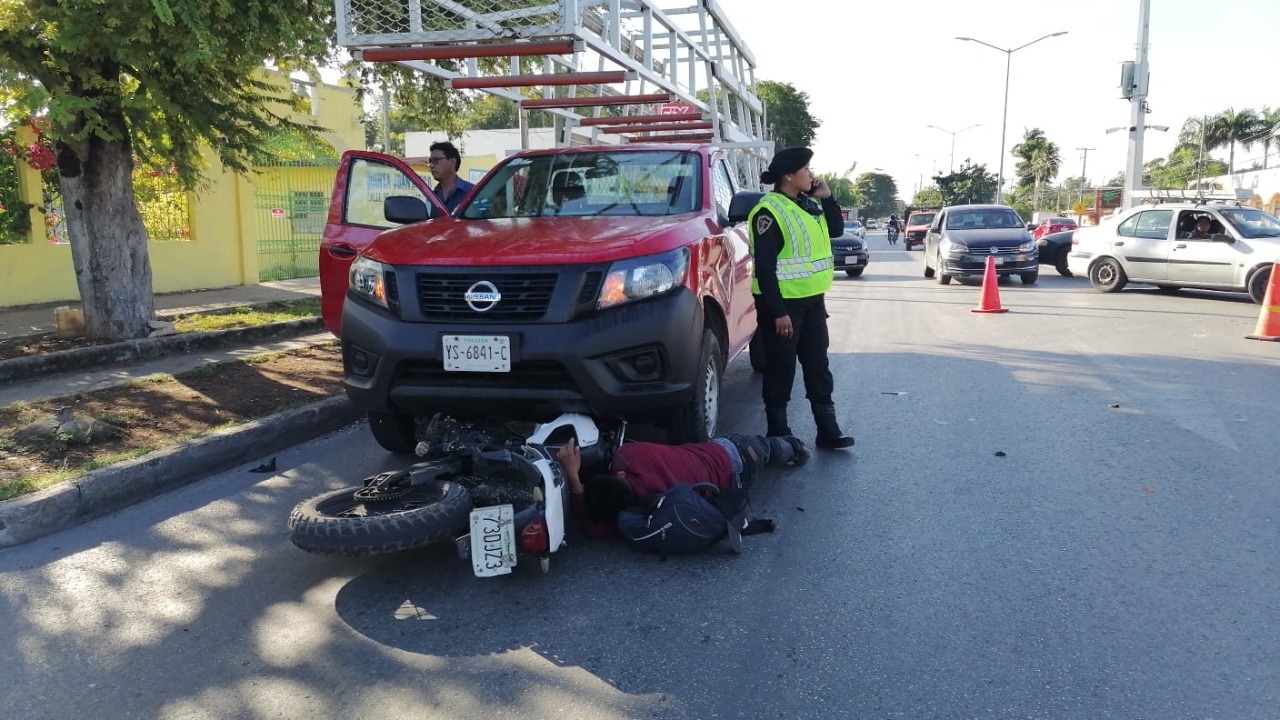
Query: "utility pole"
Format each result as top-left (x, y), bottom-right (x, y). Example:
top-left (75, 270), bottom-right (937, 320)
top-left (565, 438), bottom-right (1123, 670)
top-left (1122, 0), bottom-right (1152, 210)
top-left (1076, 146), bottom-right (1095, 204)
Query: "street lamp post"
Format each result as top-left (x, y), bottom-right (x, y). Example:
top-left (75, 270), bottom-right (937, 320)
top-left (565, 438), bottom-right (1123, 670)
top-left (925, 123), bottom-right (981, 173)
top-left (956, 31), bottom-right (1068, 204)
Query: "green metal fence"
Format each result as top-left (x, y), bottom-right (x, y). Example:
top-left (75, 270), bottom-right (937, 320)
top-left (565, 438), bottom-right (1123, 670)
top-left (253, 161), bottom-right (339, 281)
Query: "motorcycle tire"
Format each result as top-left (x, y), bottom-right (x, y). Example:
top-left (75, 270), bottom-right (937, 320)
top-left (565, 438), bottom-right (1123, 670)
top-left (288, 479), bottom-right (472, 556)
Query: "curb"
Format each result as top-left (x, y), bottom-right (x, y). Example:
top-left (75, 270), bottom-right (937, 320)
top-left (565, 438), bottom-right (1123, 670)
top-left (0, 317), bottom-right (327, 387)
top-left (0, 395), bottom-right (360, 548)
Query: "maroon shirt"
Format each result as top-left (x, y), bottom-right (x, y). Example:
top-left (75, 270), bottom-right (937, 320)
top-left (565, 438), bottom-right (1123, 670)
top-left (571, 441), bottom-right (733, 539)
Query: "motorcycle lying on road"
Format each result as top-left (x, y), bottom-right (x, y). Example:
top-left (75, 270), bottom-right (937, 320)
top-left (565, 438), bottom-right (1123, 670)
top-left (287, 412), bottom-right (615, 577)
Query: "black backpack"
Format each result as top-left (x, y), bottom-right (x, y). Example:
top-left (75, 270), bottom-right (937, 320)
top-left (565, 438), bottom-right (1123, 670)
top-left (617, 483), bottom-right (749, 558)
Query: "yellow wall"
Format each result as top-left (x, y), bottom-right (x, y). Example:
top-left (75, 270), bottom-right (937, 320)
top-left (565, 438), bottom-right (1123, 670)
top-left (0, 72), bottom-right (363, 308)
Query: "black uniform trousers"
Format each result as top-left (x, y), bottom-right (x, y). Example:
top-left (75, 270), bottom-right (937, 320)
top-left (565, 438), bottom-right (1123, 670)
top-left (757, 293), bottom-right (835, 409)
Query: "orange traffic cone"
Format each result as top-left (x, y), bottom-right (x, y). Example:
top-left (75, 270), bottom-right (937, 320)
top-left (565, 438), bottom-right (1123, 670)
top-left (971, 256), bottom-right (1008, 314)
top-left (1246, 263), bottom-right (1280, 342)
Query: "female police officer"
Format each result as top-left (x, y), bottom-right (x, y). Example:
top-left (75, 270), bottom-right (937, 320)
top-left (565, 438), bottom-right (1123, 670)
top-left (749, 147), bottom-right (855, 450)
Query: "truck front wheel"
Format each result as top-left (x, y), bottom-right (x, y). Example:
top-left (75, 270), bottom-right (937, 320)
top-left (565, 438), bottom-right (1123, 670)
top-left (665, 328), bottom-right (723, 443)
top-left (367, 410), bottom-right (418, 454)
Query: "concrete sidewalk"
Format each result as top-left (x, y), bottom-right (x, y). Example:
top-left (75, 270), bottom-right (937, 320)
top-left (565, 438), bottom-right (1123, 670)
top-left (0, 277), bottom-right (322, 340)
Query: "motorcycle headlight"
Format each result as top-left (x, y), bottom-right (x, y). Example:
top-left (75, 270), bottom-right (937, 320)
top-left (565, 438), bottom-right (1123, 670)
top-left (940, 238), bottom-right (969, 255)
top-left (598, 248), bottom-right (690, 310)
top-left (350, 256), bottom-right (390, 309)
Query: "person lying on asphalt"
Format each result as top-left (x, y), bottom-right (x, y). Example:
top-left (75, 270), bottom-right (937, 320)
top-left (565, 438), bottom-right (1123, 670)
top-left (556, 433), bottom-right (809, 539)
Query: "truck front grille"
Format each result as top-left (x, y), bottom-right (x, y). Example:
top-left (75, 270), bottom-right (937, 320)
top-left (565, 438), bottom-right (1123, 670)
top-left (416, 272), bottom-right (558, 321)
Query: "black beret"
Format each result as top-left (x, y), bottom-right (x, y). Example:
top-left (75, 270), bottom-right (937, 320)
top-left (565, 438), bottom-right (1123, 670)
top-left (760, 147), bottom-right (813, 185)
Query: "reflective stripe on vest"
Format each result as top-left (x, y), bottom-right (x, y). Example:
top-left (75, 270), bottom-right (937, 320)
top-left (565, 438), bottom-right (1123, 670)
top-left (748, 192), bottom-right (834, 298)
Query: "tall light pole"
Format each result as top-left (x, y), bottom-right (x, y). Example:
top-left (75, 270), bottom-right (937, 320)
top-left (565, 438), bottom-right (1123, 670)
top-left (956, 31), bottom-right (1068, 204)
top-left (926, 123), bottom-right (981, 173)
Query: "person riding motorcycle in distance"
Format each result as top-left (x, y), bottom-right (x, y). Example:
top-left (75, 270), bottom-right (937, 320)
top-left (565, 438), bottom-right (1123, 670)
top-left (748, 147), bottom-right (855, 451)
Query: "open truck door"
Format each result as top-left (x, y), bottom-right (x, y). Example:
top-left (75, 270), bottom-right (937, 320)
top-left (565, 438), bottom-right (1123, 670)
top-left (320, 151), bottom-right (446, 335)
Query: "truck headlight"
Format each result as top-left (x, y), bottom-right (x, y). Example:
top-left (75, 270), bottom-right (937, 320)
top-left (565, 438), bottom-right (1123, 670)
top-left (598, 248), bottom-right (690, 310)
top-left (350, 256), bottom-right (390, 309)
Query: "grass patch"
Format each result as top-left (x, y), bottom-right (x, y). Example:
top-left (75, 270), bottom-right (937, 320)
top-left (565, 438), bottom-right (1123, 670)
top-left (0, 447), bottom-right (158, 501)
top-left (171, 298), bottom-right (321, 333)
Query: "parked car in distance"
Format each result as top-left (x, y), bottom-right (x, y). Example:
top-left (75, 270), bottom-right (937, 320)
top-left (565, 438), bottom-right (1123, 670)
top-left (832, 231), bottom-right (870, 277)
top-left (866, 219), bottom-right (878, 230)
top-left (1037, 229), bottom-right (1077, 277)
top-left (903, 210), bottom-right (937, 250)
top-left (1067, 202), bottom-right (1280, 303)
top-left (844, 219), bottom-right (866, 238)
top-left (1032, 216), bottom-right (1078, 240)
top-left (319, 144), bottom-right (759, 451)
top-left (923, 204), bottom-right (1039, 285)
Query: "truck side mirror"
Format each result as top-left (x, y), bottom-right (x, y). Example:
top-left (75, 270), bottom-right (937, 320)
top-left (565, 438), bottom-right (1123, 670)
top-left (727, 191), bottom-right (765, 224)
top-left (384, 195), bottom-right (431, 224)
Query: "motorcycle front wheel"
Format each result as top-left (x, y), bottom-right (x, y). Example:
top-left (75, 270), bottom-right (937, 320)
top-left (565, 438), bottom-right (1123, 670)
top-left (288, 479), bottom-right (472, 556)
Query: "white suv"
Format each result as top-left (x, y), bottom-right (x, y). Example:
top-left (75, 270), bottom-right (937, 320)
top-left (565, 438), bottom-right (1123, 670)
top-left (1067, 202), bottom-right (1280, 304)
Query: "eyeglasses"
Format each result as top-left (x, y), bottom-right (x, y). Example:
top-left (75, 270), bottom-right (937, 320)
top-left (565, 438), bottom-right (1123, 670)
top-left (427, 156), bottom-right (450, 166)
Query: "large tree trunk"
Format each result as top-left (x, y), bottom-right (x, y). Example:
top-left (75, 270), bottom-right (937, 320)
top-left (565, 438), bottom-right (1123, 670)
top-left (57, 114), bottom-right (154, 341)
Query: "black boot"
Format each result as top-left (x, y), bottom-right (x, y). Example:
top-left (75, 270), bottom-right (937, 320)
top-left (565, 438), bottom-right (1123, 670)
top-left (812, 403), bottom-right (854, 450)
top-left (765, 406), bottom-right (792, 437)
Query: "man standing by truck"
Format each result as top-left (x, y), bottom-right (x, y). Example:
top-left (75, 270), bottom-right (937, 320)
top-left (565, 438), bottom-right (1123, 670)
top-left (748, 147), bottom-right (855, 451)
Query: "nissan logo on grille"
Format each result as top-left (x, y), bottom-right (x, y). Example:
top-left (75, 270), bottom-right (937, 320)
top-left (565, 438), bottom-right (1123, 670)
top-left (464, 281), bottom-right (502, 312)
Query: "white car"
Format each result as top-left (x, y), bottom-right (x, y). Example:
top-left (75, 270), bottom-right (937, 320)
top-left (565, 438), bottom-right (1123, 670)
top-left (843, 219), bottom-right (866, 238)
top-left (1067, 202), bottom-right (1280, 304)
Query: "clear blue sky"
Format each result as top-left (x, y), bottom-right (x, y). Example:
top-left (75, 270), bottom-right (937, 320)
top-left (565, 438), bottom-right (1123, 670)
top-left (727, 0), bottom-right (1279, 200)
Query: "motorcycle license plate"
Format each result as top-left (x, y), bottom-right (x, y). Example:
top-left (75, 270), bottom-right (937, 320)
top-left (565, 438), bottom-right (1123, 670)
top-left (469, 504), bottom-right (516, 577)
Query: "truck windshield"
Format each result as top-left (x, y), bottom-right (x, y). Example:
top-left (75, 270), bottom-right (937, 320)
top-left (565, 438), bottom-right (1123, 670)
top-left (908, 214), bottom-right (935, 226)
top-left (460, 150), bottom-right (701, 219)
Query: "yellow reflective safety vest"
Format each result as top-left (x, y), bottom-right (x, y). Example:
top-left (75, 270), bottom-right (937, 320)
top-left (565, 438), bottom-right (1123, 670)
top-left (747, 192), bottom-right (835, 298)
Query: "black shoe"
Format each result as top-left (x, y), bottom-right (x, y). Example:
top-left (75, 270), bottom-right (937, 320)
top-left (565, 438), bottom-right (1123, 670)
top-left (812, 404), bottom-right (854, 450)
top-left (815, 431), bottom-right (855, 450)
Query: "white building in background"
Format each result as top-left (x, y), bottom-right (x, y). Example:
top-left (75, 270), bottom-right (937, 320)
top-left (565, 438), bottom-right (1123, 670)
top-left (1195, 167), bottom-right (1280, 215)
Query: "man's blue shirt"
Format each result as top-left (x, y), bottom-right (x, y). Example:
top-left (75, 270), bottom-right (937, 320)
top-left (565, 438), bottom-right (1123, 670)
top-left (433, 179), bottom-right (475, 214)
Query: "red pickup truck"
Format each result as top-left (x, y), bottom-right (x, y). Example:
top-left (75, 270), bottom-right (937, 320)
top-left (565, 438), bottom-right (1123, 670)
top-left (319, 145), bottom-right (759, 452)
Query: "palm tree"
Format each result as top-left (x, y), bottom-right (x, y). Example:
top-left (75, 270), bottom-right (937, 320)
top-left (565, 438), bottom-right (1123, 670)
top-left (1208, 107), bottom-right (1265, 174)
top-left (1259, 106), bottom-right (1280, 170)
top-left (1012, 127), bottom-right (1062, 210)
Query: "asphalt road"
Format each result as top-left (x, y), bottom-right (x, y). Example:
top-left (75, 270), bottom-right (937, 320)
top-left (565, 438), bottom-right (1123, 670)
top-left (4, 234), bottom-right (1279, 719)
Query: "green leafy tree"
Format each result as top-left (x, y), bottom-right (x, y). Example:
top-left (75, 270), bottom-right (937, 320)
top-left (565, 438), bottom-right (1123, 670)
top-left (1143, 146), bottom-right (1227, 189)
top-left (757, 81), bottom-right (820, 150)
top-left (817, 172), bottom-right (864, 209)
top-left (933, 162), bottom-right (998, 206)
top-left (852, 172), bottom-right (898, 218)
top-left (911, 186), bottom-right (944, 207)
top-left (0, 2), bottom-right (334, 340)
